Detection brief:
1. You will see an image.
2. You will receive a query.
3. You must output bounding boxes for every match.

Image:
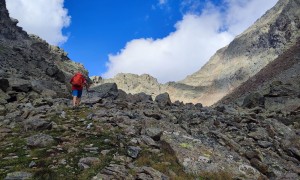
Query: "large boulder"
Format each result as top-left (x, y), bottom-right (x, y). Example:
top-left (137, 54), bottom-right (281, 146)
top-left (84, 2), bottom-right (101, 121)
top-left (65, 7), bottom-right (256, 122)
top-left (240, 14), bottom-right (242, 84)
top-left (4, 171), bottom-right (33, 180)
top-left (126, 92), bottom-right (152, 103)
top-left (8, 78), bottom-right (32, 93)
top-left (90, 83), bottom-right (119, 99)
top-left (155, 92), bottom-right (172, 106)
top-left (0, 79), bottom-right (9, 92)
top-left (242, 92), bottom-right (265, 108)
top-left (26, 134), bottom-right (55, 148)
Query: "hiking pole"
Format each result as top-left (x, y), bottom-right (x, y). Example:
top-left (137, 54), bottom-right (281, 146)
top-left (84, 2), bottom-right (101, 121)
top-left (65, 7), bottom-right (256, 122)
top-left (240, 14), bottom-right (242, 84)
top-left (86, 88), bottom-right (92, 108)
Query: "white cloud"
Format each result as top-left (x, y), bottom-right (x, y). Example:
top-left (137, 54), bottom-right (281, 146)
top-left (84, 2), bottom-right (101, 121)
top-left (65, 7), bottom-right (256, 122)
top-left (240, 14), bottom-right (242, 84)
top-left (6, 0), bottom-right (71, 45)
top-left (224, 0), bottom-right (279, 35)
top-left (103, 0), bottom-right (278, 83)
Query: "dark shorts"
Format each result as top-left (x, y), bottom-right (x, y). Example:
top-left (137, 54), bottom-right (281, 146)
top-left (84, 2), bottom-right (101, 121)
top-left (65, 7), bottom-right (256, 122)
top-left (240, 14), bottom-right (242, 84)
top-left (72, 90), bottom-right (83, 98)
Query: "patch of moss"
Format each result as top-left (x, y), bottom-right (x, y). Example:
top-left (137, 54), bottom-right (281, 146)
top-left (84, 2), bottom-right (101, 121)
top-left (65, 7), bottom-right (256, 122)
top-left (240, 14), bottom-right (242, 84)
top-left (198, 171), bottom-right (233, 180)
top-left (179, 143), bottom-right (193, 149)
top-left (33, 168), bottom-right (59, 180)
top-left (135, 141), bottom-right (195, 179)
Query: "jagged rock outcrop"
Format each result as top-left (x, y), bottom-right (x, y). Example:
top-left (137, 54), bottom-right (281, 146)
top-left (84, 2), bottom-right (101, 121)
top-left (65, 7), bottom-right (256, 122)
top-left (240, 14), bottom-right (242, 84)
top-left (0, 0), bottom-right (89, 110)
top-left (91, 73), bottom-right (164, 100)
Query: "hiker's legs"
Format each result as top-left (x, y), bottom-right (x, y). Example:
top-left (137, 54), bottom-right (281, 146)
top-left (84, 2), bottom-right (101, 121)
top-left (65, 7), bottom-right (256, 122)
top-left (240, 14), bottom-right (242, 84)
top-left (72, 90), bottom-right (79, 107)
top-left (72, 96), bottom-right (77, 107)
top-left (76, 90), bottom-right (83, 106)
top-left (76, 98), bottom-right (81, 106)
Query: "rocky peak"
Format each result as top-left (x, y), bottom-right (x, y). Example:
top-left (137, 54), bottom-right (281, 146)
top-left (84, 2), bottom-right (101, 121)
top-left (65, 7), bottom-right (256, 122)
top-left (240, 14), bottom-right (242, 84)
top-left (0, 0), bottom-right (28, 40)
top-left (91, 73), bottom-right (164, 99)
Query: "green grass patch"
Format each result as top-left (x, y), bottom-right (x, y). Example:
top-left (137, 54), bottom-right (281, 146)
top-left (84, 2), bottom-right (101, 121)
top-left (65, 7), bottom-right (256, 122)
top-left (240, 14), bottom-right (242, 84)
top-left (0, 138), bottom-right (32, 179)
top-left (135, 141), bottom-right (195, 179)
top-left (198, 171), bottom-right (233, 180)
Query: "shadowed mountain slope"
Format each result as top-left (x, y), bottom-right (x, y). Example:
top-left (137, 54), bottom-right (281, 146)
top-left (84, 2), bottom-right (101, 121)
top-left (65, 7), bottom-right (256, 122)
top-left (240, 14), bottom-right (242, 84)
top-left (218, 38), bottom-right (300, 113)
top-left (0, 0), bottom-right (89, 106)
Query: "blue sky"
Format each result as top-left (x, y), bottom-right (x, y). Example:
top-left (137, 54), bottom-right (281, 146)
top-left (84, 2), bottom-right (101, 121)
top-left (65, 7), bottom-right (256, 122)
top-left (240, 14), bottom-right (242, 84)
top-left (6, 0), bottom-right (278, 83)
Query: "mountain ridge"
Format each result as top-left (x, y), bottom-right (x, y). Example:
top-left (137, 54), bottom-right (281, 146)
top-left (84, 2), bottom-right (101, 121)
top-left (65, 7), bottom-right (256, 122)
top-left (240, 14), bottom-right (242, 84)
top-left (92, 0), bottom-right (300, 106)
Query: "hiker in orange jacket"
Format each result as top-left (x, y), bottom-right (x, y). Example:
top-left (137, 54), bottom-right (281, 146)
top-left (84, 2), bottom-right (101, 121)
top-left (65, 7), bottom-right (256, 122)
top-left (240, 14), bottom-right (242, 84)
top-left (70, 72), bottom-right (89, 108)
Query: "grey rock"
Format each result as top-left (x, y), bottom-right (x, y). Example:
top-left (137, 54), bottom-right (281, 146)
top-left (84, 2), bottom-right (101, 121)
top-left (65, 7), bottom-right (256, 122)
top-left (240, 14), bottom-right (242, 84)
top-left (32, 98), bottom-right (54, 107)
top-left (248, 127), bottom-right (269, 140)
top-left (23, 118), bottom-right (52, 131)
top-left (78, 157), bottom-right (100, 166)
top-left (257, 141), bottom-right (273, 148)
top-left (90, 83), bottom-right (119, 99)
top-left (242, 92), bottom-right (265, 108)
top-left (127, 92), bottom-right (152, 103)
top-left (0, 89), bottom-right (9, 104)
top-left (141, 135), bottom-right (159, 147)
top-left (127, 146), bottom-right (141, 158)
top-left (26, 134), bottom-right (55, 147)
top-left (4, 171), bottom-right (32, 180)
top-left (155, 92), bottom-right (171, 106)
top-left (143, 110), bottom-right (162, 120)
top-left (0, 79), bottom-right (9, 92)
top-left (250, 158), bottom-right (268, 175)
top-left (28, 161), bottom-right (36, 168)
top-left (9, 78), bottom-right (32, 93)
top-left (145, 128), bottom-right (163, 141)
top-left (136, 166), bottom-right (169, 180)
top-left (0, 105), bottom-right (6, 116)
top-left (92, 164), bottom-right (133, 180)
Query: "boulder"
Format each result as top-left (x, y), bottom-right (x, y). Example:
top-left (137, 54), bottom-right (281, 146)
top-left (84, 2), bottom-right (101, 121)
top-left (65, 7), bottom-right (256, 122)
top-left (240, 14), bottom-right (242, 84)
top-left (92, 164), bottom-right (132, 179)
top-left (127, 92), bottom-right (152, 103)
top-left (9, 78), bottom-right (32, 93)
top-left (0, 79), bottom-right (9, 92)
top-left (136, 166), bottom-right (169, 180)
top-left (155, 92), bottom-right (171, 106)
top-left (4, 171), bottom-right (32, 180)
top-left (23, 118), bottom-right (52, 131)
top-left (90, 83), bottom-right (119, 99)
top-left (242, 92), bottom-right (265, 108)
top-left (127, 146), bottom-right (141, 158)
top-left (32, 98), bottom-right (54, 107)
top-left (78, 157), bottom-right (100, 169)
top-left (45, 66), bottom-right (59, 77)
top-left (26, 134), bottom-right (55, 147)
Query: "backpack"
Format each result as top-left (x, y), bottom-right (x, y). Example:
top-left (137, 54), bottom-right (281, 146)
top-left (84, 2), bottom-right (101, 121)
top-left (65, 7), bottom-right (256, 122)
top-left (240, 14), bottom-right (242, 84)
top-left (71, 73), bottom-right (84, 86)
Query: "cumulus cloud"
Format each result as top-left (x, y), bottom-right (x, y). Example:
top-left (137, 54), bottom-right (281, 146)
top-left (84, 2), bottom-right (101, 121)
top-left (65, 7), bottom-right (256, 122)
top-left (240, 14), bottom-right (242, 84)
top-left (6, 0), bottom-right (71, 45)
top-left (104, 0), bottom-right (278, 83)
top-left (225, 0), bottom-right (279, 35)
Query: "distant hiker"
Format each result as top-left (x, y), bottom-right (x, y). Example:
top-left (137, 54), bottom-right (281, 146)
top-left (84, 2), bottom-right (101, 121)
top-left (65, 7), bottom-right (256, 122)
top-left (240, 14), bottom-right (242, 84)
top-left (70, 72), bottom-right (89, 108)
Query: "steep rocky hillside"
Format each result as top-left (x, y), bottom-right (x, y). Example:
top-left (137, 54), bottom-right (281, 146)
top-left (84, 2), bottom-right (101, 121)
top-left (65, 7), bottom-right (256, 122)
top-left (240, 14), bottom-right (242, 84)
top-left (177, 0), bottom-right (300, 106)
top-left (1, 0), bottom-right (300, 179)
top-left (218, 38), bottom-right (300, 113)
top-left (1, 82), bottom-right (299, 179)
top-left (0, 0), bottom-right (88, 111)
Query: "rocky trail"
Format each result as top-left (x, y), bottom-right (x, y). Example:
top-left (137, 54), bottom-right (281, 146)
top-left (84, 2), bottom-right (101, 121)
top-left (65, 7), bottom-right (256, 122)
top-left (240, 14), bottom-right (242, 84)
top-left (0, 84), bottom-right (299, 180)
